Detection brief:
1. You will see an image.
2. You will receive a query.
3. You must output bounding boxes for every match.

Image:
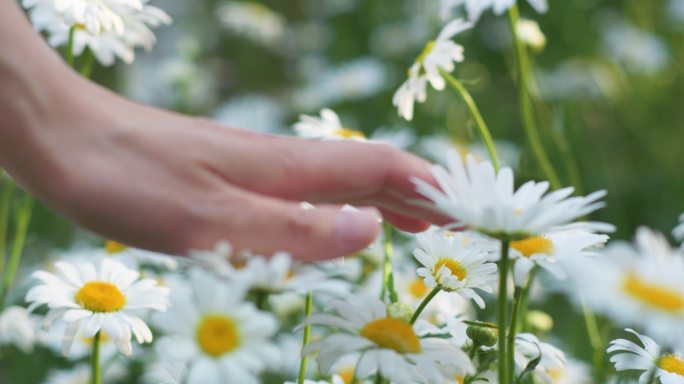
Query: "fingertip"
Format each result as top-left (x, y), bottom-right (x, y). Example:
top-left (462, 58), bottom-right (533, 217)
top-left (334, 207), bottom-right (381, 256)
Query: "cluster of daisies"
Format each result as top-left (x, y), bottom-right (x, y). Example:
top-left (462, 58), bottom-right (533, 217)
top-left (3, 0), bottom-right (684, 383)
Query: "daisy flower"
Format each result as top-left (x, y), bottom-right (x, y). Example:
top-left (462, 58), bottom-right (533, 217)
top-left (608, 328), bottom-right (684, 383)
top-left (514, 333), bottom-right (566, 382)
top-left (0, 306), bottom-right (38, 353)
top-left (294, 108), bottom-right (365, 140)
top-left (25, 258), bottom-right (169, 356)
top-left (413, 229), bottom-right (498, 308)
top-left (508, 226), bottom-right (610, 286)
top-left (284, 377), bottom-right (345, 384)
top-left (413, 153), bottom-right (607, 240)
top-left (153, 268), bottom-right (279, 384)
top-left (216, 1), bottom-right (285, 47)
top-left (24, 0), bottom-right (171, 66)
top-left (441, 0), bottom-right (548, 22)
top-left (304, 298), bottom-right (474, 384)
top-left (22, 0), bottom-right (143, 35)
top-left (392, 18), bottom-right (472, 121)
top-left (570, 228), bottom-right (684, 350)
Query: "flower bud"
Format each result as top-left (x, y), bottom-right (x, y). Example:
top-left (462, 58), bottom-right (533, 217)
top-left (466, 322), bottom-right (498, 347)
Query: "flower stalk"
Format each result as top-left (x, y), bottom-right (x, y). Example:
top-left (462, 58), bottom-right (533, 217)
top-left (439, 68), bottom-right (500, 171)
top-left (0, 194), bottom-right (32, 307)
top-left (297, 292), bottom-right (313, 384)
top-left (506, 5), bottom-right (561, 189)
top-left (91, 330), bottom-right (102, 384)
top-left (497, 240), bottom-right (511, 384)
top-left (380, 222), bottom-right (395, 301)
top-left (409, 287), bottom-right (440, 325)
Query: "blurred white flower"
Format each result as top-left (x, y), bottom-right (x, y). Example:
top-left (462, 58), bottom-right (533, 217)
top-left (393, 18), bottom-right (472, 121)
top-left (294, 108), bottom-right (365, 140)
top-left (608, 328), bottom-right (684, 383)
top-left (516, 18), bottom-right (546, 52)
top-left (44, 362), bottom-right (126, 384)
top-left (22, 0), bottom-right (143, 35)
top-left (673, 212), bottom-right (684, 247)
top-left (600, 14), bottom-right (669, 75)
top-left (293, 58), bottom-right (387, 110)
top-left (40, 320), bottom-right (119, 360)
top-left (105, 240), bottom-right (179, 271)
top-left (0, 306), bottom-right (38, 353)
top-left (508, 227), bottom-right (611, 287)
top-left (26, 258), bottom-right (169, 356)
top-left (441, 0), bottom-right (548, 22)
top-left (304, 298), bottom-right (474, 383)
top-left (571, 228), bottom-right (684, 351)
top-left (369, 126), bottom-right (416, 149)
top-left (24, 0), bottom-right (171, 66)
top-left (534, 59), bottom-right (625, 102)
top-left (284, 377), bottom-right (345, 384)
top-left (214, 94), bottom-right (286, 134)
top-left (417, 135), bottom-right (520, 169)
top-left (413, 229), bottom-right (498, 308)
top-left (217, 1), bottom-right (285, 47)
top-left (514, 334), bottom-right (566, 382)
top-left (154, 268), bottom-right (279, 384)
top-left (414, 153), bottom-right (607, 240)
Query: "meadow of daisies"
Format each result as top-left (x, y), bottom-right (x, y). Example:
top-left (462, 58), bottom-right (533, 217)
top-left (3, 0), bottom-right (684, 383)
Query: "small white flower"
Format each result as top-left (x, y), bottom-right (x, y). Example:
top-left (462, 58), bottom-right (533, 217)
top-left (44, 362), bottom-right (126, 384)
top-left (414, 153), bottom-right (607, 239)
top-left (516, 18), bottom-right (546, 51)
top-left (600, 14), bottom-right (670, 75)
top-left (441, 0), bottom-right (548, 22)
top-left (153, 268), bottom-right (279, 384)
top-left (294, 108), bottom-right (365, 141)
top-left (392, 18), bottom-right (472, 121)
top-left (304, 298), bottom-right (474, 384)
top-left (514, 334), bottom-right (566, 380)
top-left (608, 328), bottom-right (684, 383)
top-left (24, 0), bottom-right (171, 66)
top-left (26, 258), bottom-right (169, 356)
top-left (0, 306), bottom-right (38, 353)
top-left (508, 226), bottom-right (611, 287)
top-left (413, 229), bottom-right (498, 308)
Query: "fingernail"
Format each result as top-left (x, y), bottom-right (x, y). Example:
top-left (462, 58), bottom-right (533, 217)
top-left (335, 208), bottom-right (381, 255)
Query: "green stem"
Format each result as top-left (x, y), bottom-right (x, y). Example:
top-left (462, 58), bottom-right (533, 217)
top-left (409, 287), bottom-right (440, 324)
top-left (506, 5), bottom-right (561, 189)
top-left (0, 195), bottom-right (32, 307)
top-left (297, 292), bottom-right (313, 384)
top-left (507, 287), bottom-right (524, 383)
top-left (497, 240), bottom-right (511, 384)
top-left (518, 268), bottom-right (536, 333)
top-left (91, 331), bottom-right (102, 384)
top-left (439, 68), bottom-right (500, 171)
top-left (66, 26), bottom-right (76, 67)
top-left (380, 223), bottom-right (394, 301)
top-left (80, 48), bottom-right (94, 78)
top-left (580, 293), bottom-right (605, 382)
top-left (0, 175), bottom-right (14, 279)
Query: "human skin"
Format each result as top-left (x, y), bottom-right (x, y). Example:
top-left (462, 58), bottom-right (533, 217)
top-left (0, 1), bottom-right (448, 261)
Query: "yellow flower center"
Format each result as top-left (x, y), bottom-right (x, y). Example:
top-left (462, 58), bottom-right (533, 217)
top-left (416, 40), bottom-right (436, 65)
top-left (659, 354), bottom-right (684, 376)
top-left (434, 258), bottom-right (467, 280)
top-left (105, 240), bottom-right (128, 254)
top-left (75, 282), bottom-right (126, 313)
top-left (511, 236), bottom-right (554, 257)
top-left (359, 317), bottom-right (421, 354)
top-left (454, 375), bottom-right (465, 384)
top-left (338, 367), bottom-right (355, 384)
top-left (196, 315), bottom-right (240, 357)
top-left (333, 128), bottom-right (365, 139)
top-left (408, 278), bottom-right (429, 298)
top-left (623, 274), bottom-right (684, 312)
top-left (547, 368), bottom-right (564, 379)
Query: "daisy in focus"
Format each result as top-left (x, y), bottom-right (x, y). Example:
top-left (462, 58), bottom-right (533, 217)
top-left (507, 226), bottom-right (611, 286)
top-left (304, 297), bottom-right (474, 384)
top-left (392, 18), bottom-right (472, 121)
top-left (413, 153), bottom-right (607, 240)
top-left (23, 0), bottom-right (172, 66)
top-left (608, 328), bottom-right (684, 383)
top-left (571, 228), bottom-right (684, 350)
top-left (294, 108), bottom-right (365, 141)
top-left (25, 258), bottom-right (169, 356)
top-left (413, 229), bottom-right (498, 308)
top-left (153, 268), bottom-right (279, 384)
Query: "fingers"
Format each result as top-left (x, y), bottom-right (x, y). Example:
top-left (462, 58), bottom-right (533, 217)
top-left (378, 209), bottom-right (431, 232)
top-left (187, 188), bottom-right (381, 262)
